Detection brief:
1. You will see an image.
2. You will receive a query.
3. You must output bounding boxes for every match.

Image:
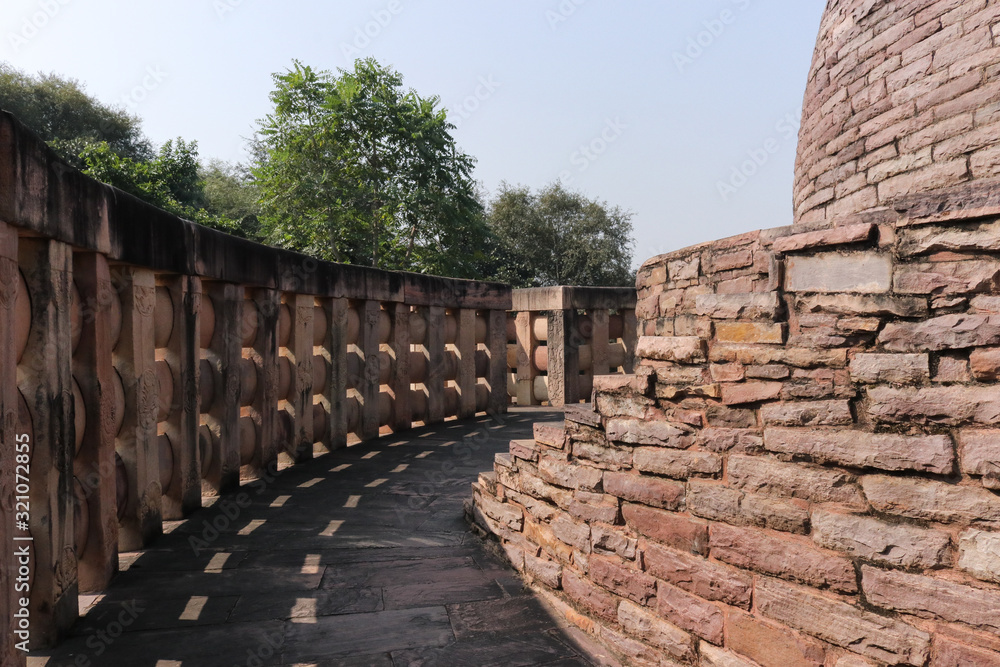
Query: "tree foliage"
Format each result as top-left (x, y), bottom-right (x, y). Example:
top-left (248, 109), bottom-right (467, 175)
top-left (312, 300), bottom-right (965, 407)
top-left (252, 59), bottom-right (489, 277)
top-left (486, 182), bottom-right (635, 288)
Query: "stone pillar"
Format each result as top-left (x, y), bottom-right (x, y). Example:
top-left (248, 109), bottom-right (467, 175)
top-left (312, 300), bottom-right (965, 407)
top-left (425, 306), bottom-right (446, 424)
top-left (457, 309), bottom-right (477, 419)
top-left (72, 252), bottom-right (118, 593)
top-left (203, 283), bottom-right (243, 494)
top-left (327, 298), bottom-right (349, 450)
top-left (248, 289), bottom-right (280, 477)
top-left (487, 309), bottom-right (508, 416)
top-left (622, 309), bottom-right (638, 374)
top-left (359, 301), bottom-right (381, 441)
top-left (18, 237), bottom-right (77, 647)
top-left (160, 276), bottom-right (201, 520)
top-left (0, 223), bottom-right (21, 663)
top-left (285, 294), bottom-right (314, 462)
top-left (547, 309), bottom-right (580, 407)
top-left (591, 310), bottom-right (610, 377)
top-left (113, 267), bottom-right (160, 551)
top-left (390, 303), bottom-right (411, 433)
top-left (515, 311), bottom-right (538, 406)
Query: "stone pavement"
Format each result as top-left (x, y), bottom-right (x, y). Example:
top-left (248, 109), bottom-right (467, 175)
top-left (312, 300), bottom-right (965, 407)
top-left (29, 408), bottom-right (616, 667)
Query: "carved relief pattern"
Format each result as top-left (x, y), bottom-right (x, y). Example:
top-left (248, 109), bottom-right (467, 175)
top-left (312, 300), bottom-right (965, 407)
top-left (0, 260), bottom-right (16, 310)
top-left (138, 369), bottom-right (157, 431)
top-left (135, 286), bottom-right (155, 317)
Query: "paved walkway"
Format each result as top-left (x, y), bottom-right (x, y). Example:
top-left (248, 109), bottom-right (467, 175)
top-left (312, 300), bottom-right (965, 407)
top-left (31, 408), bottom-right (612, 667)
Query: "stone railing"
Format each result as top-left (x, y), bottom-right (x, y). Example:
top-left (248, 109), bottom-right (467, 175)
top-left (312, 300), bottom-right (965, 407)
top-left (472, 189), bottom-right (1000, 666)
top-left (506, 286), bottom-right (637, 407)
top-left (0, 110), bottom-right (510, 655)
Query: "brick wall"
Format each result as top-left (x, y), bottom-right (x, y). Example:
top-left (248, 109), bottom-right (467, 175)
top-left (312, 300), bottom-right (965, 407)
top-left (470, 209), bottom-right (1000, 666)
top-left (794, 0), bottom-right (1000, 225)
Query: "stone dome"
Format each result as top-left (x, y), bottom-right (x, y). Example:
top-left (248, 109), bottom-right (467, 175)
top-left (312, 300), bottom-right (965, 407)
top-left (793, 0), bottom-right (1000, 224)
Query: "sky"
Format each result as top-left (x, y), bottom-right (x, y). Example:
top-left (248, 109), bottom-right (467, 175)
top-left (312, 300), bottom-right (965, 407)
top-left (1, 0), bottom-right (827, 268)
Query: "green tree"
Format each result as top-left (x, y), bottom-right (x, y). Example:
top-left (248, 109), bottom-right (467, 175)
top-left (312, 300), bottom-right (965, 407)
top-left (252, 58), bottom-right (489, 277)
top-left (201, 160), bottom-right (262, 240)
top-left (486, 182), bottom-right (635, 288)
top-left (0, 63), bottom-right (151, 166)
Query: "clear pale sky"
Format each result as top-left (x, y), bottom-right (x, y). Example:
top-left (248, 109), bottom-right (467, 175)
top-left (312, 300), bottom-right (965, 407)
top-left (1, 0), bottom-right (826, 267)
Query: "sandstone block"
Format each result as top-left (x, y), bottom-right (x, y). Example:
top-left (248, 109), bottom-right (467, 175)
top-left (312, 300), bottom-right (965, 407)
top-left (571, 440), bottom-right (632, 470)
top-left (867, 385), bottom-right (1000, 425)
top-left (773, 223), bottom-right (875, 253)
top-left (727, 609), bottom-right (826, 667)
top-left (710, 363), bottom-right (746, 383)
top-left (533, 422), bottom-right (566, 449)
top-left (796, 294), bottom-right (928, 318)
top-left (475, 491), bottom-right (524, 531)
top-left (971, 347), bottom-right (1000, 380)
top-left (590, 554), bottom-right (655, 605)
top-left (728, 455), bottom-right (865, 506)
top-left (958, 529), bottom-right (1000, 584)
top-left (899, 221), bottom-right (1000, 256)
top-left (562, 569), bottom-right (618, 622)
top-left (622, 503), bottom-right (708, 555)
top-left (568, 491), bottom-right (619, 525)
top-left (695, 292), bottom-right (781, 320)
top-left (715, 322), bottom-right (786, 345)
top-left (894, 260), bottom-right (1000, 295)
top-left (710, 524), bottom-right (857, 593)
top-left (605, 418), bottom-right (691, 448)
top-left (591, 523), bottom-right (637, 560)
top-left (520, 470), bottom-right (573, 508)
top-left (564, 403), bottom-right (601, 428)
top-left (786, 253), bottom-right (893, 294)
top-left (642, 539), bottom-right (752, 608)
top-left (760, 400), bottom-right (853, 426)
top-left (849, 353), bottom-right (929, 384)
top-left (602, 471), bottom-right (685, 510)
top-left (879, 314), bottom-right (1000, 352)
top-left (550, 512), bottom-right (591, 553)
top-left (958, 429), bottom-right (1000, 477)
top-left (510, 439), bottom-right (539, 462)
top-left (756, 577), bottom-right (930, 666)
top-left (656, 365), bottom-right (708, 386)
top-left (740, 493), bottom-right (810, 534)
top-left (745, 364), bottom-right (791, 380)
top-left (861, 474), bottom-right (1000, 524)
top-left (616, 599), bottom-right (696, 662)
top-left (636, 336), bottom-right (706, 364)
top-left (697, 428), bottom-right (763, 453)
top-left (524, 518), bottom-right (573, 563)
top-left (524, 553), bottom-right (562, 589)
top-left (669, 255), bottom-right (701, 282)
top-left (687, 482), bottom-right (741, 524)
top-left (862, 566), bottom-right (1000, 634)
top-left (710, 343), bottom-right (847, 368)
top-left (932, 637), bottom-right (1000, 667)
top-left (811, 509), bottom-right (952, 568)
top-left (633, 448), bottom-right (722, 479)
top-left (655, 580), bottom-right (724, 644)
top-left (720, 381), bottom-right (783, 405)
top-left (699, 642), bottom-right (758, 667)
top-left (763, 427), bottom-right (954, 474)
top-left (538, 455), bottom-right (603, 491)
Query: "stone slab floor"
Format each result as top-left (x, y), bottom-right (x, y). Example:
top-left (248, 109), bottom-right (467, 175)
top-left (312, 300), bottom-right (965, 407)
top-left (30, 408), bottom-right (617, 667)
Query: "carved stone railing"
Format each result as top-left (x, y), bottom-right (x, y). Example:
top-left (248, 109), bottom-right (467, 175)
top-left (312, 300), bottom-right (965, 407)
top-left (507, 286), bottom-right (637, 407)
top-left (0, 110), bottom-right (510, 655)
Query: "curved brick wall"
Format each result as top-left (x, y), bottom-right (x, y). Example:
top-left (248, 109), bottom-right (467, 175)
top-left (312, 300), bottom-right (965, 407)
top-left (793, 0), bottom-right (1000, 224)
top-left (472, 214), bottom-right (1000, 666)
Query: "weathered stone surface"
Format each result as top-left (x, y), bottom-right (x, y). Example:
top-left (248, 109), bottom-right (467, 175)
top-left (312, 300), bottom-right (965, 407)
top-left (763, 427), bottom-right (954, 474)
top-left (616, 600), bottom-right (695, 662)
top-left (932, 637), bottom-right (1000, 667)
top-left (567, 491), bottom-right (620, 525)
top-left (655, 580), bottom-right (724, 644)
top-left (710, 343), bottom-right (847, 368)
top-left (715, 322), bottom-right (786, 345)
top-left (796, 294), bottom-right (928, 318)
top-left (697, 428), bottom-right (763, 453)
top-left (786, 253), bottom-right (893, 294)
top-left (633, 448), bottom-right (722, 479)
top-left (740, 493), bottom-right (810, 534)
top-left (879, 314), bottom-right (1000, 352)
top-left (603, 471), bottom-right (685, 510)
top-left (510, 439), bottom-right (539, 462)
top-left (524, 553), bottom-right (562, 589)
top-left (699, 642), bottom-right (758, 667)
top-left (760, 400), bottom-right (854, 426)
top-left (642, 540), bottom-right (752, 608)
top-left (537, 455), bottom-right (603, 491)
top-left (636, 336), bottom-right (706, 363)
top-left (894, 260), bottom-right (1000, 295)
top-left (862, 566), bottom-right (1000, 635)
top-left (622, 503), bottom-right (708, 555)
top-left (605, 418), bottom-right (690, 448)
top-left (971, 347), bottom-right (1000, 381)
top-left (710, 524), bottom-right (857, 593)
top-left (958, 529), bottom-right (1000, 584)
top-left (811, 510), bottom-right (952, 569)
top-left (745, 363), bottom-right (790, 380)
top-left (958, 429), bottom-right (1000, 477)
top-left (572, 439), bottom-right (632, 470)
top-left (867, 385), bottom-right (1000, 425)
top-left (728, 455), bottom-right (865, 506)
top-left (591, 523), bottom-right (637, 560)
top-left (970, 295), bottom-right (1000, 314)
top-left (564, 403), bottom-right (602, 428)
top-left (861, 475), bottom-right (1000, 524)
top-left (774, 223), bottom-right (875, 253)
top-left (475, 490), bottom-right (524, 531)
top-left (550, 512), bottom-right (591, 553)
top-left (519, 470), bottom-right (573, 508)
top-left (687, 482), bottom-right (741, 523)
top-left (720, 381), bottom-right (783, 406)
top-left (695, 292), bottom-right (781, 320)
top-left (589, 555), bottom-right (655, 605)
top-left (849, 353), bottom-right (929, 384)
top-left (898, 220), bottom-right (1000, 256)
top-left (533, 423), bottom-right (566, 449)
top-left (562, 570), bottom-right (618, 622)
top-left (756, 577), bottom-right (930, 666)
top-left (727, 609), bottom-right (826, 667)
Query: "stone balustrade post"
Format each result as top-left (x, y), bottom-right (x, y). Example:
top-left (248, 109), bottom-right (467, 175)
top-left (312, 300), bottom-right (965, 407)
top-left (248, 289), bottom-right (280, 477)
top-left (358, 300), bottom-right (381, 440)
top-left (285, 293), bottom-right (315, 463)
top-left (457, 309), bottom-right (477, 419)
top-left (425, 306), bottom-right (446, 424)
top-left (487, 309), bottom-right (508, 415)
top-left (202, 283), bottom-right (243, 494)
top-left (390, 303), bottom-right (411, 432)
top-left (327, 298), bottom-right (349, 450)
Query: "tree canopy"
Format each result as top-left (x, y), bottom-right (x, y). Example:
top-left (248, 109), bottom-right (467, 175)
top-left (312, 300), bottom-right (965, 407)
top-left (252, 58), bottom-right (489, 277)
top-left (485, 182), bottom-right (635, 288)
